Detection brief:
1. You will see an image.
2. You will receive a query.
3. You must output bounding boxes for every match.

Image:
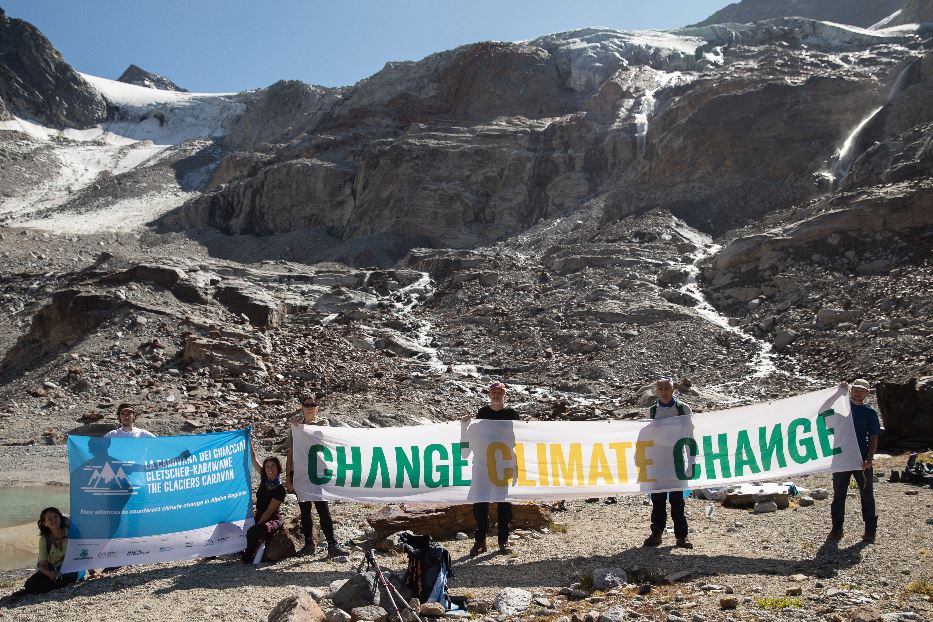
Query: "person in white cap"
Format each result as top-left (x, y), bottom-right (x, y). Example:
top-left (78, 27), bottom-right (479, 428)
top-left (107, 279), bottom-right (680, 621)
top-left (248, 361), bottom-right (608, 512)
top-left (461, 380), bottom-right (519, 555)
top-left (828, 379), bottom-right (881, 543)
top-left (642, 375), bottom-right (693, 549)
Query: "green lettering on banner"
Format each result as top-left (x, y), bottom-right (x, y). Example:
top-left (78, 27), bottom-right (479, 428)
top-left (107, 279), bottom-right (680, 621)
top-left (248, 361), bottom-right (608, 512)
top-left (395, 446), bottom-right (420, 488)
top-left (673, 438), bottom-right (700, 480)
top-left (452, 442), bottom-right (471, 486)
top-left (308, 445), bottom-right (333, 485)
top-left (816, 410), bottom-right (843, 457)
top-left (365, 447), bottom-right (391, 488)
top-left (759, 424), bottom-right (787, 470)
top-left (336, 446), bottom-right (362, 487)
top-left (788, 418), bottom-right (817, 464)
top-left (424, 444), bottom-right (450, 488)
top-left (734, 430), bottom-right (761, 476)
top-left (703, 433), bottom-right (732, 479)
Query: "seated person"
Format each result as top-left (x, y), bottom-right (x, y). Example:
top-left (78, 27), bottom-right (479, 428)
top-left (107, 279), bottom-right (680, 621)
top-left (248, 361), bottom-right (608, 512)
top-left (242, 442), bottom-right (286, 564)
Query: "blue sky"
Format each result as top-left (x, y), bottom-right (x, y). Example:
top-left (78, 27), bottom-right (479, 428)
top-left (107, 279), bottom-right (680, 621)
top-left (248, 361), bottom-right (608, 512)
top-left (4, 1), bottom-right (735, 92)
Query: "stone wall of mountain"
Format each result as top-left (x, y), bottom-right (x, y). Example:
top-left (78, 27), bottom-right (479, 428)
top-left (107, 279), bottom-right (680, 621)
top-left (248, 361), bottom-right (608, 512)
top-left (162, 20), bottom-right (929, 250)
top-left (0, 7), bottom-right (107, 128)
top-left (690, 0), bottom-right (905, 28)
top-left (893, 0), bottom-right (933, 26)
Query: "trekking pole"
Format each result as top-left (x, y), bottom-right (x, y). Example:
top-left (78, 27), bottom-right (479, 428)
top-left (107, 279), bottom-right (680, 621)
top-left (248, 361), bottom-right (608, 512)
top-left (366, 549), bottom-right (424, 622)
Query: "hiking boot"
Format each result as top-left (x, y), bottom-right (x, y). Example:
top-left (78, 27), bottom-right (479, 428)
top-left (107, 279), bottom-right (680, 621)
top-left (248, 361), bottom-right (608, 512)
top-left (498, 545), bottom-right (514, 555)
top-left (295, 543), bottom-right (316, 556)
top-left (469, 541), bottom-right (487, 556)
top-left (326, 543), bottom-right (350, 558)
top-left (642, 531), bottom-right (663, 547)
top-left (675, 537), bottom-right (694, 549)
top-left (862, 532), bottom-right (876, 544)
top-left (826, 528), bottom-right (843, 542)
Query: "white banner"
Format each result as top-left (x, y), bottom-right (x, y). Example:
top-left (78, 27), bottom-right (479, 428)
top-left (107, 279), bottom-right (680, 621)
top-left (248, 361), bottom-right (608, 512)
top-left (293, 387), bottom-right (862, 502)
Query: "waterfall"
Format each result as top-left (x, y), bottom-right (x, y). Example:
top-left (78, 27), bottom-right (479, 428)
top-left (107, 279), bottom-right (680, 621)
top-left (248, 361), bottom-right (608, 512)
top-left (635, 89), bottom-right (657, 157)
top-left (833, 106), bottom-right (883, 182)
top-left (832, 61), bottom-right (916, 183)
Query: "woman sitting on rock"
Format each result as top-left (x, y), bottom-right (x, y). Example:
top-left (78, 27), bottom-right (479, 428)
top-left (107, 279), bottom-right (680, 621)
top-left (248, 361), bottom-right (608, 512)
top-left (242, 442), bottom-right (286, 564)
top-left (12, 507), bottom-right (81, 599)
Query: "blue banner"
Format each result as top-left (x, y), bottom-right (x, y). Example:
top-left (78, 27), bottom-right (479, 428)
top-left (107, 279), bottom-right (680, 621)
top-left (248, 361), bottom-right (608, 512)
top-left (62, 430), bottom-right (253, 572)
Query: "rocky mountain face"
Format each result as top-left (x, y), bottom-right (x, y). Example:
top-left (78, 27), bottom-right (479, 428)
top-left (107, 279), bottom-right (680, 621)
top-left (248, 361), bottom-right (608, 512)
top-left (162, 20), bottom-right (929, 248)
top-left (116, 64), bottom-right (188, 92)
top-left (0, 7), bottom-right (107, 128)
top-left (892, 0), bottom-right (933, 26)
top-left (0, 4), bottom-right (932, 451)
top-left (690, 0), bottom-right (905, 29)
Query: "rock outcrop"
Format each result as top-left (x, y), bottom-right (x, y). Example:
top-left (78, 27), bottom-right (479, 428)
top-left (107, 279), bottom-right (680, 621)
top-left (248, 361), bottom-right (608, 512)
top-left (689, 0), bottom-right (905, 29)
top-left (0, 8), bottom-right (107, 128)
top-left (222, 80), bottom-right (341, 151)
top-left (117, 64), bottom-right (187, 92)
top-left (876, 377), bottom-right (933, 449)
top-left (892, 0), bottom-right (933, 26)
top-left (366, 503), bottom-right (551, 540)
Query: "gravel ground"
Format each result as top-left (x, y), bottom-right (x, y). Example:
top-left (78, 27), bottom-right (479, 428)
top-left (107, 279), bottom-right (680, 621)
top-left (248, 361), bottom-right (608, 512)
top-left (2, 456), bottom-right (930, 622)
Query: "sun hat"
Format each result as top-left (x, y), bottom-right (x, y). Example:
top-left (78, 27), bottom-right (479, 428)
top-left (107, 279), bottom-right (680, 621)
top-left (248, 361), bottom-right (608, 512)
top-left (851, 378), bottom-right (870, 390)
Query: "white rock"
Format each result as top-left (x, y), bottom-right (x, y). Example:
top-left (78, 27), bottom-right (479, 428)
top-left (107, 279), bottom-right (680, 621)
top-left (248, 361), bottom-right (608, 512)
top-left (493, 588), bottom-right (532, 615)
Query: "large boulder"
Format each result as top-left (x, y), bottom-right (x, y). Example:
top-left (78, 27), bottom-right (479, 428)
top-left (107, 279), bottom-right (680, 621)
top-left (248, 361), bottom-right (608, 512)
top-left (182, 336), bottom-right (267, 374)
top-left (0, 9), bottom-right (107, 128)
top-left (263, 528), bottom-right (298, 562)
top-left (366, 503), bottom-right (551, 540)
top-left (876, 377), bottom-right (933, 449)
top-left (332, 570), bottom-right (411, 613)
top-left (214, 281), bottom-right (285, 329)
top-left (268, 592), bottom-right (326, 622)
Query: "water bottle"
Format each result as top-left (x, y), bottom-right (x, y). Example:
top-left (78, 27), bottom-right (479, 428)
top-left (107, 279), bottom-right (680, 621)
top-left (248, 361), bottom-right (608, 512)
top-left (253, 542), bottom-right (266, 566)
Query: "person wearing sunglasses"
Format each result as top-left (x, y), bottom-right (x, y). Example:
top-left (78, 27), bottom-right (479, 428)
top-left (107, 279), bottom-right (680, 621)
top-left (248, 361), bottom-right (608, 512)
top-left (285, 394), bottom-right (350, 558)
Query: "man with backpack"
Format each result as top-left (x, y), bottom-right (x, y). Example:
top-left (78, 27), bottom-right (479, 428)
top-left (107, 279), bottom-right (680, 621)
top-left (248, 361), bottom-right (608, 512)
top-left (642, 376), bottom-right (694, 549)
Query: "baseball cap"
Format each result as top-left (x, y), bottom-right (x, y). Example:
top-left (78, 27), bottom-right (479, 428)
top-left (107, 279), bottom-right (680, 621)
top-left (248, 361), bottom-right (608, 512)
top-left (851, 379), bottom-right (870, 390)
top-left (488, 381), bottom-right (507, 391)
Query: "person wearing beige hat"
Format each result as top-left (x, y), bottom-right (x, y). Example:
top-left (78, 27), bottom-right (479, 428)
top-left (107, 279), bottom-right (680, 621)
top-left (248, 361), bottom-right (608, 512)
top-left (828, 379), bottom-right (881, 543)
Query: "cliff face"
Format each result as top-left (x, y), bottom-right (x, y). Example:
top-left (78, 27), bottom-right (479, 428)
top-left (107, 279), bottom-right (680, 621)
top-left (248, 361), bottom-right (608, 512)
top-left (689, 0), bottom-right (905, 29)
top-left (0, 7), bottom-right (107, 128)
top-left (161, 21), bottom-right (930, 250)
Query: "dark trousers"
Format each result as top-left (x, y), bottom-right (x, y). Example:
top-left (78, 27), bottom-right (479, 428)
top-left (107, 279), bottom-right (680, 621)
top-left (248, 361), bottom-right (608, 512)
top-left (473, 502), bottom-right (513, 545)
top-left (651, 492), bottom-right (688, 539)
top-left (831, 469), bottom-right (877, 533)
top-left (243, 518), bottom-right (282, 561)
top-left (299, 500), bottom-right (337, 546)
top-left (23, 570), bottom-right (77, 594)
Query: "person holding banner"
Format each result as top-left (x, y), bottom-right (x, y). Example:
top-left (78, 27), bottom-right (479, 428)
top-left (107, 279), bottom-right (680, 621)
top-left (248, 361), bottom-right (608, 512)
top-left (286, 394), bottom-right (350, 558)
top-left (242, 442), bottom-right (286, 564)
top-left (11, 508), bottom-right (80, 599)
top-left (828, 379), bottom-right (881, 543)
top-left (461, 380), bottom-right (519, 556)
top-left (643, 376), bottom-right (694, 549)
top-left (104, 404), bottom-right (155, 439)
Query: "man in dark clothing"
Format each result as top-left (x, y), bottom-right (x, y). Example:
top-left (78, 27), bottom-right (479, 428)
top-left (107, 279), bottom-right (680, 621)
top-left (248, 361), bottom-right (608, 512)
top-left (828, 379), bottom-right (881, 543)
top-left (643, 376), bottom-right (694, 549)
top-left (461, 380), bottom-right (519, 555)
